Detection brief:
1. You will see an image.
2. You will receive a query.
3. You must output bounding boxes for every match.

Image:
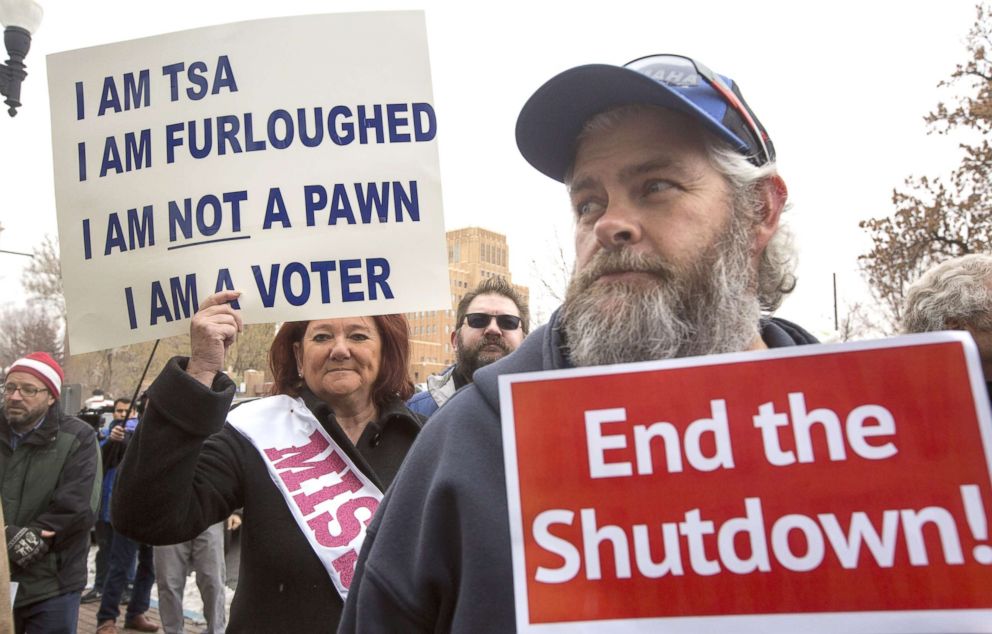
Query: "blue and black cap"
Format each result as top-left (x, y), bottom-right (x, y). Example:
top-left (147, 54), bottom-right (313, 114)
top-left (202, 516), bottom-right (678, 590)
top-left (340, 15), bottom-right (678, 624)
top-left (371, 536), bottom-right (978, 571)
top-left (516, 54), bottom-right (776, 183)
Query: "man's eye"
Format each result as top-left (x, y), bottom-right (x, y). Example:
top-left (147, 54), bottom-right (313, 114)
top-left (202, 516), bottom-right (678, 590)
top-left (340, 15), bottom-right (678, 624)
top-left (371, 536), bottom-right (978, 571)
top-left (645, 180), bottom-right (675, 195)
top-left (574, 199), bottom-right (605, 217)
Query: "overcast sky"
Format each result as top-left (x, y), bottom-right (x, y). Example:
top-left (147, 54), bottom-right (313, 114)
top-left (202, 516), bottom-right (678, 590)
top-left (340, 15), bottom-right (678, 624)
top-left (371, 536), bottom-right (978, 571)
top-left (0, 0), bottom-right (981, 340)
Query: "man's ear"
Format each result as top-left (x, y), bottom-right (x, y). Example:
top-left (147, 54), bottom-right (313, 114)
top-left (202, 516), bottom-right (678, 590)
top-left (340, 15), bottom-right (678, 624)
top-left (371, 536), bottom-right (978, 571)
top-left (752, 174), bottom-right (788, 255)
top-left (450, 328), bottom-right (459, 349)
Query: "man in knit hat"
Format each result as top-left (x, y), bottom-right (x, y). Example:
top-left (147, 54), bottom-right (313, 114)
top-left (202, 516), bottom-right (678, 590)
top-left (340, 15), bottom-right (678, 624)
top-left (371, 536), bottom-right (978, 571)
top-left (1, 352), bottom-right (101, 633)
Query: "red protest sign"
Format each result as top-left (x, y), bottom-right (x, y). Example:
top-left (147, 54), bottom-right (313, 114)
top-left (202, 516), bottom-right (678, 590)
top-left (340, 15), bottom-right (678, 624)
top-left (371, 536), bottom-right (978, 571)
top-left (499, 333), bottom-right (992, 633)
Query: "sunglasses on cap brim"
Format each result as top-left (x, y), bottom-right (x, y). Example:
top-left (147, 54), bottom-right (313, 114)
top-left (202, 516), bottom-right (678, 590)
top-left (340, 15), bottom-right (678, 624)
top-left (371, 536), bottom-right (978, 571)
top-left (624, 54), bottom-right (774, 166)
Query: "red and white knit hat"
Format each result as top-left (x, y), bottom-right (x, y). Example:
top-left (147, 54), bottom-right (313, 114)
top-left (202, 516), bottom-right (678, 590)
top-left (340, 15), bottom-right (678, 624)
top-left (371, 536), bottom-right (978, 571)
top-left (6, 352), bottom-right (64, 398)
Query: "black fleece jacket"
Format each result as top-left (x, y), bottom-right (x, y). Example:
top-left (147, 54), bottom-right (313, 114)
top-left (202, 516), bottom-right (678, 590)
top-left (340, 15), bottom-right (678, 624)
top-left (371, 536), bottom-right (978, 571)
top-left (112, 357), bottom-right (422, 632)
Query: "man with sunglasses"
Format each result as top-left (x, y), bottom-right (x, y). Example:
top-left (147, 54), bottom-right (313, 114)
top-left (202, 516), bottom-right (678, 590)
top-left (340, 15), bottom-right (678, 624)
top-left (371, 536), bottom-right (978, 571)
top-left (341, 54), bottom-right (817, 632)
top-left (1, 352), bottom-right (101, 633)
top-left (407, 276), bottom-right (530, 417)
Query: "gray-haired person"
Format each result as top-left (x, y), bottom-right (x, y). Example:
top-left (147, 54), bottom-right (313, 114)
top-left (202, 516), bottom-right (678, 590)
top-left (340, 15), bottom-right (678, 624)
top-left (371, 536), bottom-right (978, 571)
top-left (903, 253), bottom-right (992, 392)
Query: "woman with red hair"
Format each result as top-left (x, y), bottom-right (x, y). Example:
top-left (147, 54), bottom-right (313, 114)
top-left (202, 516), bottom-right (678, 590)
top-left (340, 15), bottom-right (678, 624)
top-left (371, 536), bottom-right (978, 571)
top-left (110, 290), bottom-right (423, 632)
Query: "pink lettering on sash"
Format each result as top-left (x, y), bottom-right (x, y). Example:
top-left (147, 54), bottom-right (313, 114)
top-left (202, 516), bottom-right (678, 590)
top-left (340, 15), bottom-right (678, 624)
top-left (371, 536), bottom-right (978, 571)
top-left (308, 495), bottom-right (380, 548)
top-left (230, 396), bottom-right (383, 599)
top-left (332, 550), bottom-right (359, 589)
top-left (263, 428), bottom-right (346, 491)
top-left (292, 468), bottom-right (364, 515)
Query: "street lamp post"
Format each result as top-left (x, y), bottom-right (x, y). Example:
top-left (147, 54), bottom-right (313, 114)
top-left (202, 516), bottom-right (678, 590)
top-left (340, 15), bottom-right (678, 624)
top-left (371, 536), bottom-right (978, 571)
top-left (0, 0), bottom-right (43, 117)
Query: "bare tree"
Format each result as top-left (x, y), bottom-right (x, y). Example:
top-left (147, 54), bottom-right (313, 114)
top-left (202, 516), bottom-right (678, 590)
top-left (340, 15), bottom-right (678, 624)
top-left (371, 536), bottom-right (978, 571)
top-left (0, 307), bottom-right (63, 369)
top-left (227, 323), bottom-right (277, 377)
top-left (68, 335), bottom-right (193, 400)
top-left (835, 302), bottom-right (886, 342)
top-left (21, 235), bottom-right (65, 322)
top-left (529, 227), bottom-right (574, 326)
top-left (859, 3), bottom-right (992, 332)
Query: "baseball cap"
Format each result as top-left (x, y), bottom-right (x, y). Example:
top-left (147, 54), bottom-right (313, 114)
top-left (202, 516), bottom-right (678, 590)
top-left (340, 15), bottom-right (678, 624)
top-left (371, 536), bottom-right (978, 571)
top-left (516, 54), bottom-right (775, 182)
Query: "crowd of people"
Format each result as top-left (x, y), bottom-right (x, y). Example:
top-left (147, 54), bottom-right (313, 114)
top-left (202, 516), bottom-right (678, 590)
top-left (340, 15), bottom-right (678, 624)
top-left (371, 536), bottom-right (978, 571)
top-left (2, 51), bottom-right (991, 634)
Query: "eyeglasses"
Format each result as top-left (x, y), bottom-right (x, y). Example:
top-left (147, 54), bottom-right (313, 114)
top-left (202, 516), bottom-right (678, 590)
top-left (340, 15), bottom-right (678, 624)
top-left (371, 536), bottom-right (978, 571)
top-left (624, 54), bottom-right (774, 166)
top-left (463, 313), bottom-right (523, 331)
top-left (1, 383), bottom-right (49, 398)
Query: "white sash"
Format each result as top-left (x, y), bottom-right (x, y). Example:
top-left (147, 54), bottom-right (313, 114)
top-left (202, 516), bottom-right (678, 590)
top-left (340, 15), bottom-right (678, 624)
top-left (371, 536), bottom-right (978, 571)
top-left (227, 395), bottom-right (383, 600)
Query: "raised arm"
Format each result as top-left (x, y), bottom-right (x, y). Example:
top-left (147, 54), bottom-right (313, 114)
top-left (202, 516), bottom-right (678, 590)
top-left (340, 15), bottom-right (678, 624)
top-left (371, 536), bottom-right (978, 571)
top-left (111, 291), bottom-right (246, 545)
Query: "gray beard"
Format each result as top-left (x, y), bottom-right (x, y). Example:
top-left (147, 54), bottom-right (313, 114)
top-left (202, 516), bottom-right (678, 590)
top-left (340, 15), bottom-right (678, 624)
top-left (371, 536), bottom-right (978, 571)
top-left (560, 213), bottom-right (760, 367)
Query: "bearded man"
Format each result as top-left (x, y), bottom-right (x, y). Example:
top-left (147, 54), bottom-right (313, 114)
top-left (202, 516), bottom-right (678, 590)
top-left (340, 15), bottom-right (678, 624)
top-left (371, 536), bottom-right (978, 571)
top-left (340, 53), bottom-right (817, 632)
top-left (1, 352), bottom-right (101, 634)
top-left (407, 276), bottom-right (530, 417)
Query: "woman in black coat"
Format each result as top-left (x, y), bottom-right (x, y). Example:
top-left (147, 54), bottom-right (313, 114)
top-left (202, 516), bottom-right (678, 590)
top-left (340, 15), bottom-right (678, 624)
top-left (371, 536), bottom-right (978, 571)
top-left (112, 290), bottom-right (423, 631)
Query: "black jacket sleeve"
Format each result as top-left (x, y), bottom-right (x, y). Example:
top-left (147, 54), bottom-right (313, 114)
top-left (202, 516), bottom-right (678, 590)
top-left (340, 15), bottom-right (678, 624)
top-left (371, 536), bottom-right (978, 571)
top-left (111, 356), bottom-right (242, 545)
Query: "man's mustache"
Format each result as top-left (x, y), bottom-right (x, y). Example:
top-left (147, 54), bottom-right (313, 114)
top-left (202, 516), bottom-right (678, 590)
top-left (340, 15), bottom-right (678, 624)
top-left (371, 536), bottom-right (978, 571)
top-left (572, 249), bottom-right (676, 290)
top-left (473, 335), bottom-right (510, 354)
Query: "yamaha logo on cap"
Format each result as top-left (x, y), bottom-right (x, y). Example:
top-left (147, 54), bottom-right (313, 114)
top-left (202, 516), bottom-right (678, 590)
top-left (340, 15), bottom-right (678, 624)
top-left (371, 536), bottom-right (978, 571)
top-left (634, 63), bottom-right (699, 88)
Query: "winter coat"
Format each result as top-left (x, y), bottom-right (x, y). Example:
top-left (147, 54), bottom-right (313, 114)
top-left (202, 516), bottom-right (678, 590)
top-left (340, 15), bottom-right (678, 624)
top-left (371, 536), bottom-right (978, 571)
top-left (406, 364), bottom-right (458, 417)
top-left (112, 357), bottom-right (423, 631)
top-left (0, 404), bottom-right (101, 608)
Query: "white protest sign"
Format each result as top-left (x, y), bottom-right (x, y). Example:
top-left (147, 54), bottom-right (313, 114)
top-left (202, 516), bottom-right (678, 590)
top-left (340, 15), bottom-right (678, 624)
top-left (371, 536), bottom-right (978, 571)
top-left (47, 11), bottom-right (449, 354)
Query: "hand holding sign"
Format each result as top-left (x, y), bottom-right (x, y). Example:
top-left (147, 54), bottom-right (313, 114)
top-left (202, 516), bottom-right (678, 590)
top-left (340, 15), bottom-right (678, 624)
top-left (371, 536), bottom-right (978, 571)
top-left (47, 12), bottom-right (450, 355)
top-left (188, 290), bottom-right (243, 387)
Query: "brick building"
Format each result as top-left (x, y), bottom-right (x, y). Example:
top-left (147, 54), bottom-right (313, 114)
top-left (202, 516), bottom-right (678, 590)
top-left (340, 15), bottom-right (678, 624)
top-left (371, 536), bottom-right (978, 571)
top-left (406, 227), bottom-right (529, 384)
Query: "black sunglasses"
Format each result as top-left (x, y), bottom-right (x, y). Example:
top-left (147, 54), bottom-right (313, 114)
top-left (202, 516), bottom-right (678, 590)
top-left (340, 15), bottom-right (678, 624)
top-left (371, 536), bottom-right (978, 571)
top-left (463, 313), bottom-right (522, 330)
